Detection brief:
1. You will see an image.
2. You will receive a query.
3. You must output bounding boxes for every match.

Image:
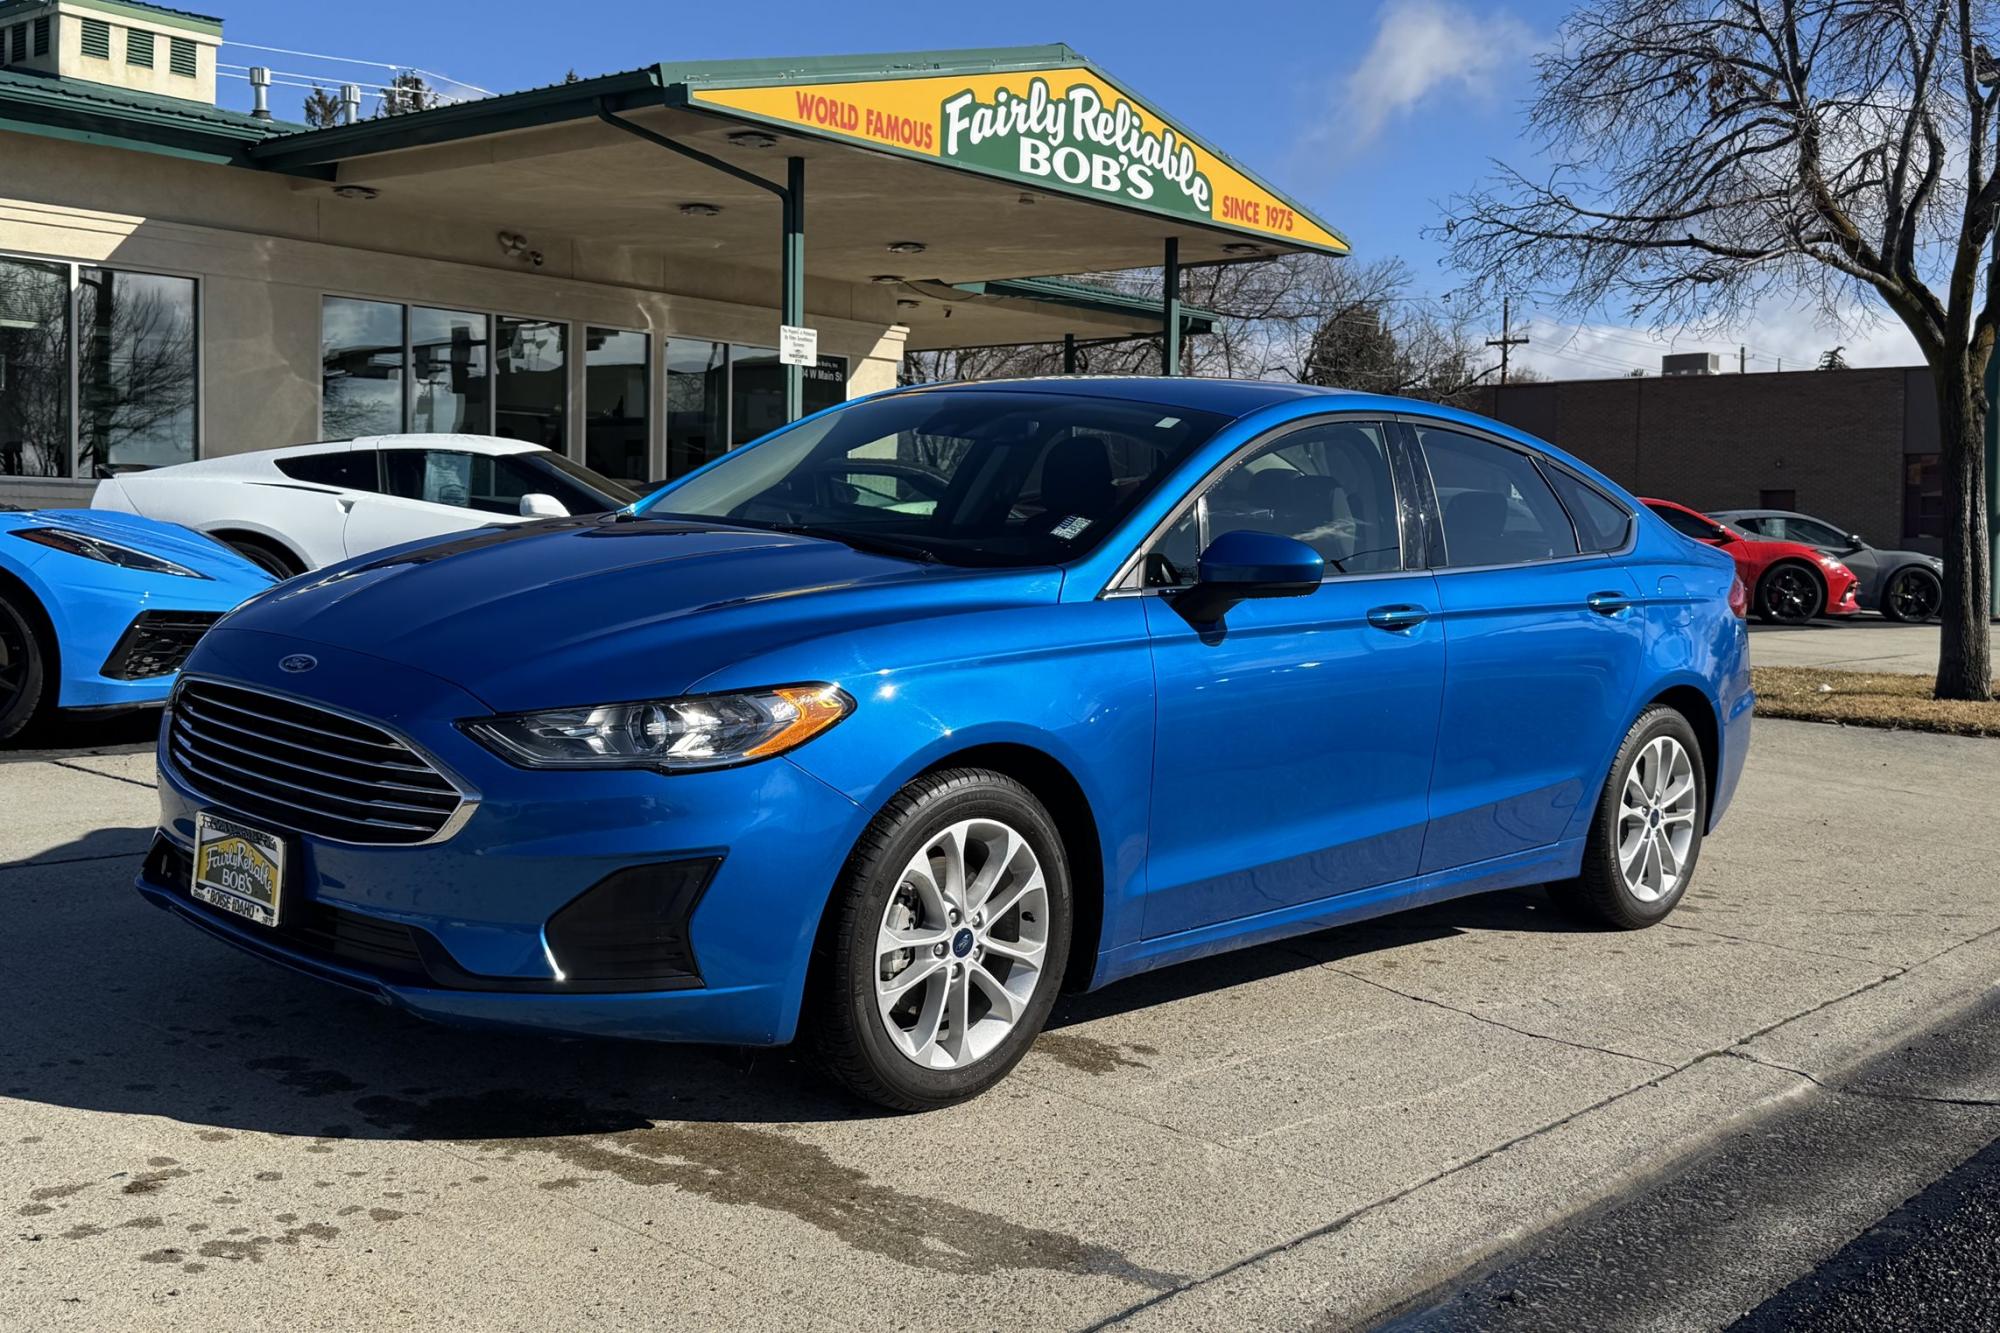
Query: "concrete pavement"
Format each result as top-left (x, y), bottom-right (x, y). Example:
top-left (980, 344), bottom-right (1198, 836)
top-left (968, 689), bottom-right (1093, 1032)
top-left (3, 719), bottom-right (1998, 1331)
top-left (1748, 618), bottom-right (1940, 674)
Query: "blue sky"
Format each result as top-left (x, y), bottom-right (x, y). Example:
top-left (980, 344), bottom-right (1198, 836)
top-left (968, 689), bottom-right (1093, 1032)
top-left (210, 0), bottom-right (1921, 378)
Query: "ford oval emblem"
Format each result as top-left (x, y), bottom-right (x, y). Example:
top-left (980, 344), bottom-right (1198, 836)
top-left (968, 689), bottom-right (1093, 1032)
top-left (279, 654), bottom-right (318, 674)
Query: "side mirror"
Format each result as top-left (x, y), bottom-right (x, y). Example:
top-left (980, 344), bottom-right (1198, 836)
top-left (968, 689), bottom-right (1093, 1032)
top-left (1847, 532), bottom-right (1866, 550)
top-left (519, 492), bottom-right (569, 518)
top-left (1709, 527), bottom-right (1737, 544)
top-left (1170, 529), bottom-right (1324, 624)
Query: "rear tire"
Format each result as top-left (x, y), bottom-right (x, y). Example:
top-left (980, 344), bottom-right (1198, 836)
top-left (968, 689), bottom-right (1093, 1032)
top-left (1755, 561), bottom-right (1823, 625)
top-left (1881, 566), bottom-right (1942, 623)
top-left (0, 588), bottom-right (52, 744)
top-left (810, 768), bottom-right (1071, 1112)
top-left (218, 533), bottom-right (304, 579)
top-left (1549, 706), bottom-right (1708, 930)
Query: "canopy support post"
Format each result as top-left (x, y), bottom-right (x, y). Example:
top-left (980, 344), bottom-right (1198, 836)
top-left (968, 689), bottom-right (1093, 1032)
top-left (1063, 333), bottom-right (1077, 374)
top-left (784, 156), bottom-right (806, 423)
top-left (1162, 236), bottom-right (1181, 376)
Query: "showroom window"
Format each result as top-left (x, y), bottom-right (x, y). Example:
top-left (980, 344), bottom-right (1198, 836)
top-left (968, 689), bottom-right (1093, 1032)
top-left (320, 296), bottom-right (405, 438)
top-left (409, 306), bottom-right (489, 434)
top-left (0, 254), bottom-right (198, 479)
top-left (665, 337), bottom-right (727, 478)
top-left (584, 327), bottom-right (649, 486)
top-left (495, 316), bottom-right (566, 449)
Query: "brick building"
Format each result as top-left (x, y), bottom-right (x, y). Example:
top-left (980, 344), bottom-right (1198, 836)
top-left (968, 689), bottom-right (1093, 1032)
top-left (1468, 366), bottom-right (1944, 555)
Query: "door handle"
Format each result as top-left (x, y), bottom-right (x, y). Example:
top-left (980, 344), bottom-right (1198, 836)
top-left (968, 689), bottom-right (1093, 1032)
top-left (1586, 591), bottom-right (1633, 614)
top-left (1366, 604), bottom-right (1430, 632)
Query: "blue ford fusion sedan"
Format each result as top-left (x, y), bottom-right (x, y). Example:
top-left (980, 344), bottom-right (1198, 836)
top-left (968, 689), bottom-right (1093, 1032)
top-left (139, 379), bottom-right (1751, 1109)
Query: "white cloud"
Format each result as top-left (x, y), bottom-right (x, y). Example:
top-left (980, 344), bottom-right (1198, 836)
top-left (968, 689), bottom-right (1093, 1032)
top-left (1510, 303), bottom-right (1924, 381)
top-left (1332, 0), bottom-right (1540, 148)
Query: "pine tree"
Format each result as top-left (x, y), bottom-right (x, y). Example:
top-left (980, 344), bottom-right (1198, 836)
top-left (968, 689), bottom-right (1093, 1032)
top-left (300, 85), bottom-right (343, 129)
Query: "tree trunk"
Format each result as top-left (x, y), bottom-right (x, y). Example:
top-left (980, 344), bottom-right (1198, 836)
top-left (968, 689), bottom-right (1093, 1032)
top-left (1932, 361), bottom-right (1994, 701)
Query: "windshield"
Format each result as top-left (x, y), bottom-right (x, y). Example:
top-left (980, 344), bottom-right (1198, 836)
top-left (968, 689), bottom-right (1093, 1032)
top-left (642, 389), bottom-right (1231, 567)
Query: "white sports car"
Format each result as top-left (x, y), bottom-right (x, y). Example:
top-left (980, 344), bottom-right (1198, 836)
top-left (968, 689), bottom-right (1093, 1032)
top-left (91, 435), bottom-right (640, 577)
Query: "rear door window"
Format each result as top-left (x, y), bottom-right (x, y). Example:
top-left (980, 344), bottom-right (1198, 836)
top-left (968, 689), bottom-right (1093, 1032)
top-left (1416, 428), bottom-right (1580, 567)
top-left (1545, 466), bottom-right (1632, 553)
top-left (276, 449), bottom-right (378, 491)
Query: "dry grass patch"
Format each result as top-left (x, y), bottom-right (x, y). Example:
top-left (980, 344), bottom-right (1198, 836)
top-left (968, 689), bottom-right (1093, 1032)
top-left (1753, 666), bottom-right (2000, 738)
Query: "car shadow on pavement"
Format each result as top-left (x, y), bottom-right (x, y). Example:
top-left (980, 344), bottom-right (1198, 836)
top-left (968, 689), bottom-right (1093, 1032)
top-left (3, 829), bottom-right (1591, 1141)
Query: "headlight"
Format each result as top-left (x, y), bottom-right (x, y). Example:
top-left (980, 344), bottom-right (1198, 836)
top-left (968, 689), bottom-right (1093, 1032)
top-left (464, 684), bottom-right (853, 771)
top-left (10, 527), bottom-right (206, 579)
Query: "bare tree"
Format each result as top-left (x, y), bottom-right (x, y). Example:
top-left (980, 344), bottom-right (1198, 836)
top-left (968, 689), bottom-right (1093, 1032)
top-left (904, 257), bottom-right (1493, 399)
top-left (1441, 0), bottom-right (1995, 700)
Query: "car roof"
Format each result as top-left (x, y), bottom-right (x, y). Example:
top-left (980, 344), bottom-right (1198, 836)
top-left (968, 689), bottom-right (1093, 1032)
top-left (900, 376), bottom-right (1342, 416)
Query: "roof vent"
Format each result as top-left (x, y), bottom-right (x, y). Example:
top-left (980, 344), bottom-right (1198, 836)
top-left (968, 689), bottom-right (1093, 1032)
top-left (248, 65), bottom-right (271, 119)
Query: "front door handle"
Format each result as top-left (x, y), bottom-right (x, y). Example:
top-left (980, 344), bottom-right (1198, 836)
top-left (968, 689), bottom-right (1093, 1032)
top-left (1367, 604), bottom-right (1430, 632)
top-left (1586, 590), bottom-right (1633, 615)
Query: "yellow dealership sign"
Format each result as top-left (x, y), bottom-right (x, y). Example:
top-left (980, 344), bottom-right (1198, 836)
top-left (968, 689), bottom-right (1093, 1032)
top-left (686, 67), bottom-right (1349, 255)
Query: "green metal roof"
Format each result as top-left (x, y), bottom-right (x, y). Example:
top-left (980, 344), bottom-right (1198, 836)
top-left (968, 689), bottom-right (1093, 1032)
top-left (0, 67), bottom-right (296, 163)
top-left (0, 0), bottom-right (224, 36)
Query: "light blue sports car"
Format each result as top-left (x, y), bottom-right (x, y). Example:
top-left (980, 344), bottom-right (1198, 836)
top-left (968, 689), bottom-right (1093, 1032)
top-left (0, 506), bottom-right (272, 741)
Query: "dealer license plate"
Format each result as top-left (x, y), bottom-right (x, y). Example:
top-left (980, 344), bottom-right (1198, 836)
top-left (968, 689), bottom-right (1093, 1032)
top-left (191, 812), bottom-right (285, 929)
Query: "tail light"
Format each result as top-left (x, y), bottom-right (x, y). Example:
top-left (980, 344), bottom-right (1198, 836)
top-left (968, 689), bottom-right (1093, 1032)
top-left (1727, 573), bottom-right (1749, 619)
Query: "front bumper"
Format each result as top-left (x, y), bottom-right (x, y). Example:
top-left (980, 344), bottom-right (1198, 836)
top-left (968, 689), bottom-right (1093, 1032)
top-left (138, 628), bottom-right (865, 1046)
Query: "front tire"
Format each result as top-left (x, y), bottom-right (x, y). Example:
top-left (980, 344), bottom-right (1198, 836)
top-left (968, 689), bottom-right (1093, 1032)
top-left (0, 589), bottom-right (52, 743)
top-left (1881, 566), bottom-right (1942, 623)
top-left (1550, 706), bottom-right (1707, 929)
top-left (811, 768), bottom-right (1071, 1111)
top-left (1756, 561), bottom-right (1823, 625)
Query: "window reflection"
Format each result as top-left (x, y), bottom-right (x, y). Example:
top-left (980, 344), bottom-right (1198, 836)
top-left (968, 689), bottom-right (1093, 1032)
top-left (321, 296), bottom-right (403, 439)
top-left (410, 307), bottom-right (488, 434)
top-left (77, 268), bottom-right (197, 474)
top-left (495, 316), bottom-right (566, 449)
top-left (0, 257), bottom-right (70, 477)
top-left (665, 338), bottom-right (726, 478)
top-left (585, 327), bottom-right (649, 485)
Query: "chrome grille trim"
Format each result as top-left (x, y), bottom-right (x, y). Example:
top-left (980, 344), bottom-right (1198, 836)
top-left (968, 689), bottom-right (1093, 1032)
top-left (166, 677), bottom-right (478, 846)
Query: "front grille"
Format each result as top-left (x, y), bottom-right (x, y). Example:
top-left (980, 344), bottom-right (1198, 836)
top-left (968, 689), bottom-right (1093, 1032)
top-left (100, 611), bottom-right (223, 680)
top-left (166, 679), bottom-right (467, 845)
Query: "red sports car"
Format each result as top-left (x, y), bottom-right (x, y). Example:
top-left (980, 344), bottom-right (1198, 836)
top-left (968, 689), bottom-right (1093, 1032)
top-left (1642, 498), bottom-right (1859, 624)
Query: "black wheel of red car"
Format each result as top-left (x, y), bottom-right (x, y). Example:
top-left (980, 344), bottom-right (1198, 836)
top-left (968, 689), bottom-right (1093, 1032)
top-left (0, 589), bottom-right (51, 743)
top-left (1881, 565), bottom-right (1942, 623)
top-left (1755, 562), bottom-right (1823, 625)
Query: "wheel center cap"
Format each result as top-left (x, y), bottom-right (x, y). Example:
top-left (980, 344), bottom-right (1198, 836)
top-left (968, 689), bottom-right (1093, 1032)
top-left (951, 928), bottom-right (975, 958)
top-left (1649, 808), bottom-right (1662, 829)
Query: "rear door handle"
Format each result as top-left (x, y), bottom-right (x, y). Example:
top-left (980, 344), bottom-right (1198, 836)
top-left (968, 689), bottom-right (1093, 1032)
top-left (1367, 604), bottom-right (1430, 632)
top-left (1587, 591), bottom-right (1633, 614)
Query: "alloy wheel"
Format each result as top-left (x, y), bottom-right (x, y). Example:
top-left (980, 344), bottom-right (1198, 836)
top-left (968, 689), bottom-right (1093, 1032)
top-left (1767, 567), bottom-right (1817, 622)
top-left (874, 818), bottom-right (1049, 1070)
top-left (1889, 569), bottom-right (1940, 621)
top-left (1616, 736), bottom-right (1698, 903)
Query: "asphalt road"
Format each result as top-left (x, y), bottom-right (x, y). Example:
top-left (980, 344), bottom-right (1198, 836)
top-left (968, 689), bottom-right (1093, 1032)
top-left (1387, 991), bottom-right (2000, 1331)
top-left (2, 715), bottom-right (1998, 1330)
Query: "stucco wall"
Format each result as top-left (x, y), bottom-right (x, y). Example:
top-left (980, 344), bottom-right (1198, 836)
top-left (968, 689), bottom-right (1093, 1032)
top-left (1, 132), bottom-right (906, 506)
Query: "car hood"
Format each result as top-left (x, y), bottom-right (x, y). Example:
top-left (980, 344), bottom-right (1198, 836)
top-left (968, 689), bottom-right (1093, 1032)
top-left (2, 507), bottom-right (272, 583)
top-left (210, 516), bottom-right (1058, 710)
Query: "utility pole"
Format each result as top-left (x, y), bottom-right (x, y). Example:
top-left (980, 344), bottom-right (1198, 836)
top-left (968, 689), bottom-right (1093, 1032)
top-left (1486, 296), bottom-right (1529, 385)
top-left (1739, 345), bottom-right (1747, 373)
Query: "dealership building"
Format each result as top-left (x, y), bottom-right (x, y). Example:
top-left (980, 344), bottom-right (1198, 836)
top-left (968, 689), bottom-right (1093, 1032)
top-left (0, 0), bottom-right (1348, 507)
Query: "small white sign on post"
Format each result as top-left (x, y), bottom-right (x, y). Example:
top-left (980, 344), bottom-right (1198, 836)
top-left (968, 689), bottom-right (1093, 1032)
top-left (778, 324), bottom-right (819, 368)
